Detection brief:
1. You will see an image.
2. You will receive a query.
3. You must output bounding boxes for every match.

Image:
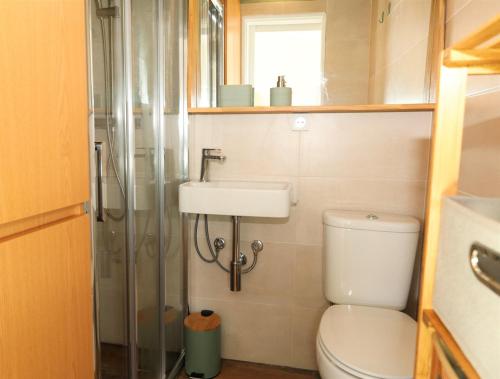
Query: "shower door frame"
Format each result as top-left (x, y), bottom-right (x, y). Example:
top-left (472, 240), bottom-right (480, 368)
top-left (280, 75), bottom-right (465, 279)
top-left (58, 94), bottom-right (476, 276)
top-left (87, 0), bottom-right (188, 378)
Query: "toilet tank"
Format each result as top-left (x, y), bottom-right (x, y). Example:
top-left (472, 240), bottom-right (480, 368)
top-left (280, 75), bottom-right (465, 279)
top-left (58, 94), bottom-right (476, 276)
top-left (323, 210), bottom-right (420, 310)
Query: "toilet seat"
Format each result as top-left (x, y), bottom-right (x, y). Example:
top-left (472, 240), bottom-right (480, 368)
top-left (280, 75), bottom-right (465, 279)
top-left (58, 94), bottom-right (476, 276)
top-left (317, 305), bottom-right (417, 379)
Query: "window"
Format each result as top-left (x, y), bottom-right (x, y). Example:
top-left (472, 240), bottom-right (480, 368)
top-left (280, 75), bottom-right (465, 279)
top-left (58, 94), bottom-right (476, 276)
top-left (242, 13), bottom-right (326, 106)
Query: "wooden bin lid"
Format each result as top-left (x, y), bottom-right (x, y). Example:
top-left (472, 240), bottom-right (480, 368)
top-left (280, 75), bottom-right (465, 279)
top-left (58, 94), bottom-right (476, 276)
top-left (184, 310), bottom-right (221, 332)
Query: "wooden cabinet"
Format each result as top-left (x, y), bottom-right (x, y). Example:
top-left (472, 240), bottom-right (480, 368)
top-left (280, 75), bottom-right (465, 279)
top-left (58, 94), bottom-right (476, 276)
top-left (0, 0), bottom-right (93, 378)
top-left (0, 0), bottom-right (89, 225)
top-left (415, 14), bottom-right (500, 378)
top-left (0, 216), bottom-right (93, 378)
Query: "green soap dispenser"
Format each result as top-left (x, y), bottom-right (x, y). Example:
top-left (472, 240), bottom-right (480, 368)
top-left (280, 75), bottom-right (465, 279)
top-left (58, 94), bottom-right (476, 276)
top-left (270, 75), bottom-right (292, 106)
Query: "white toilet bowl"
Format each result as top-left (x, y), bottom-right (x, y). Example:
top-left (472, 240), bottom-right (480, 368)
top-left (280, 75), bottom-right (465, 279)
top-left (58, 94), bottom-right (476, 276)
top-left (316, 305), bottom-right (417, 379)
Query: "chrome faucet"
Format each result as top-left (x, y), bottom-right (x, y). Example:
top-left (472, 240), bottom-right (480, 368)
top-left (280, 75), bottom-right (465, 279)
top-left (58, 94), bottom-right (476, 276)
top-left (200, 148), bottom-right (226, 182)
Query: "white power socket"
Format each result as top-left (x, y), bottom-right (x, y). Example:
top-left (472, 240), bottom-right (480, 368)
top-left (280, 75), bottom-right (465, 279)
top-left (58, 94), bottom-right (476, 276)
top-left (291, 115), bottom-right (309, 131)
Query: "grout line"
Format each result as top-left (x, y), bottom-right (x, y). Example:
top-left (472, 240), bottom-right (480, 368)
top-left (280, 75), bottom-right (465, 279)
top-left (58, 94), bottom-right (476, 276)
top-left (445, 0), bottom-right (474, 23)
top-left (466, 85), bottom-right (500, 98)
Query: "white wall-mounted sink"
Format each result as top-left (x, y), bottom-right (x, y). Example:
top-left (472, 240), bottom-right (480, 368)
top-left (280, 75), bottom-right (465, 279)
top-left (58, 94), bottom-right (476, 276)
top-left (179, 180), bottom-right (291, 217)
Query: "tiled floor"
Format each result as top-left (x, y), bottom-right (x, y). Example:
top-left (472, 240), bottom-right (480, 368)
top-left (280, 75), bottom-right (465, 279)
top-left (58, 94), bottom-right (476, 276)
top-left (177, 359), bottom-right (319, 379)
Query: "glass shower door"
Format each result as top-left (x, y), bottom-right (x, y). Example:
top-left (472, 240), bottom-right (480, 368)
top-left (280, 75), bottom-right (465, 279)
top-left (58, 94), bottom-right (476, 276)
top-left (89, 0), bottom-right (187, 378)
top-left (162, 0), bottom-right (188, 376)
top-left (90, 0), bottom-right (130, 377)
top-left (130, 0), bottom-right (162, 377)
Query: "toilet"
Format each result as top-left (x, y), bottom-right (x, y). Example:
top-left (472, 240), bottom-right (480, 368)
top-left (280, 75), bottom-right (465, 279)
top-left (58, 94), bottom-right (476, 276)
top-left (316, 210), bottom-right (420, 379)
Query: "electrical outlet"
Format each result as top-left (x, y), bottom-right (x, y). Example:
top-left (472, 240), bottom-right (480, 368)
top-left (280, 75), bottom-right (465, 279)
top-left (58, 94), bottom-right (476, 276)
top-left (291, 115), bottom-right (309, 131)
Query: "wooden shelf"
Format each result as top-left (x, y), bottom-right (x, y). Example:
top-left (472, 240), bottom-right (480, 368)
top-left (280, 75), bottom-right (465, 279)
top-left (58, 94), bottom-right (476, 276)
top-left (443, 14), bottom-right (500, 75)
top-left (415, 12), bottom-right (500, 379)
top-left (189, 103), bottom-right (435, 114)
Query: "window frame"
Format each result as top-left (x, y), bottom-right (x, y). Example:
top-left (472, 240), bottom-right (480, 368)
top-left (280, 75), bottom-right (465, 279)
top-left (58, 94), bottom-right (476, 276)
top-left (242, 13), bottom-right (327, 104)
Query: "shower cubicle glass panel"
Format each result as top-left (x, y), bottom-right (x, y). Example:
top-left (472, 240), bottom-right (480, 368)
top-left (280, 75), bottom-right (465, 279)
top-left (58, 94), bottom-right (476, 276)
top-left (89, 0), bottom-right (187, 378)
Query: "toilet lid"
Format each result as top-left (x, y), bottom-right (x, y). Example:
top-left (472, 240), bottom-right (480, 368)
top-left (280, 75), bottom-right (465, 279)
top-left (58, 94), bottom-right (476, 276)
top-left (318, 305), bottom-right (417, 379)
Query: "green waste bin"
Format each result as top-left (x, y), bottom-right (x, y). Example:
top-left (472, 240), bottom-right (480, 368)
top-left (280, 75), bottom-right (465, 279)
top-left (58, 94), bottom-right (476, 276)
top-left (184, 310), bottom-right (221, 378)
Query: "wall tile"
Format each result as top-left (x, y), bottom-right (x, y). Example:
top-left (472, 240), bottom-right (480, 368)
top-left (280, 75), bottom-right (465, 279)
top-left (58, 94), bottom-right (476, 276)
top-left (190, 240), bottom-right (295, 306)
top-left (446, 0), bottom-right (472, 22)
top-left (292, 245), bottom-right (328, 308)
top-left (446, 1), bottom-right (500, 198)
top-left (190, 115), bottom-right (300, 179)
top-left (291, 305), bottom-right (329, 370)
top-left (445, 0), bottom-right (500, 46)
top-left (299, 112), bottom-right (432, 181)
top-left (295, 177), bottom-right (427, 245)
top-left (190, 297), bottom-right (293, 367)
top-left (369, 0), bottom-right (432, 103)
top-left (188, 205), bottom-right (298, 245)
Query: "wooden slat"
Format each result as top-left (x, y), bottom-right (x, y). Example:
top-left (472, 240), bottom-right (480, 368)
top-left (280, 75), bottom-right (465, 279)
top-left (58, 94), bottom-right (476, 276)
top-left (444, 48), bottom-right (500, 67)
top-left (0, 215), bottom-right (94, 378)
top-left (0, 0), bottom-right (89, 225)
top-left (431, 334), bottom-right (460, 379)
top-left (189, 103), bottom-right (436, 114)
top-left (466, 64), bottom-right (500, 75)
top-left (452, 14), bottom-right (500, 49)
top-left (224, 0), bottom-right (241, 84)
top-left (414, 64), bottom-right (468, 379)
top-left (424, 310), bottom-right (480, 379)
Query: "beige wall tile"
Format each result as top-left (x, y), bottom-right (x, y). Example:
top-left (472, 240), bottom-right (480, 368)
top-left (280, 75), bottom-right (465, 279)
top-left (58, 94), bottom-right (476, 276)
top-left (460, 93), bottom-right (500, 197)
top-left (326, 0), bottom-right (372, 41)
top-left (190, 297), bottom-right (293, 366)
top-left (397, 0), bottom-right (432, 51)
top-left (190, 239), bottom-right (295, 306)
top-left (368, 0), bottom-right (432, 103)
top-left (295, 177), bottom-right (427, 245)
top-left (446, 0), bottom-right (472, 22)
top-left (446, 1), bottom-right (500, 198)
top-left (445, 0), bottom-right (500, 46)
top-left (291, 305), bottom-right (329, 370)
top-left (391, 39), bottom-right (429, 103)
top-left (299, 112), bottom-right (432, 180)
top-left (190, 115), bottom-right (300, 179)
top-left (188, 203), bottom-right (298, 245)
top-left (293, 245), bottom-right (328, 308)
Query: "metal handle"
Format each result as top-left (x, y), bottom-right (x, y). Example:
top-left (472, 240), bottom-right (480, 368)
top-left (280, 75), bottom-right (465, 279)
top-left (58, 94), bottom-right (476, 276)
top-left (95, 142), bottom-right (104, 222)
top-left (470, 242), bottom-right (500, 296)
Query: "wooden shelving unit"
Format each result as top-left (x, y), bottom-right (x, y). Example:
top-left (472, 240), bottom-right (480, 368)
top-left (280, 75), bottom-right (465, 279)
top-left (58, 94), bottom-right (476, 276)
top-left (414, 13), bottom-right (500, 379)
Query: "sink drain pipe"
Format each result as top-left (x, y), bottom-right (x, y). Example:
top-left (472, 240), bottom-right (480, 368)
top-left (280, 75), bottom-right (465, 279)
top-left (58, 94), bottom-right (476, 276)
top-left (193, 214), bottom-right (264, 292)
top-left (230, 216), bottom-right (242, 291)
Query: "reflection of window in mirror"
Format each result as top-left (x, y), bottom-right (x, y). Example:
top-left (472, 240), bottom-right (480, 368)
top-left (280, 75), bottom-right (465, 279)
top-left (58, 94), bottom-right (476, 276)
top-left (242, 14), bottom-right (326, 106)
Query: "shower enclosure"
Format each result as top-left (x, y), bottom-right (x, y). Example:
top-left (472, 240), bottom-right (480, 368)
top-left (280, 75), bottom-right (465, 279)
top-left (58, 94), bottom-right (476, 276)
top-left (88, 0), bottom-right (187, 378)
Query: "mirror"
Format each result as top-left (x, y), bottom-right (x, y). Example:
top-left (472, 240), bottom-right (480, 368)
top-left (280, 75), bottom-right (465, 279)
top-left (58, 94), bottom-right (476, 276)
top-left (188, 0), bottom-right (442, 108)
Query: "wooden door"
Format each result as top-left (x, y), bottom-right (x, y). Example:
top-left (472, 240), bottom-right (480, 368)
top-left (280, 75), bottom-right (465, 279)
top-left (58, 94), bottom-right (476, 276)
top-left (0, 216), bottom-right (93, 378)
top-left (0, 0), bottom-right (89, 225)
top-left (0, 0), bottom-right (93, 377)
